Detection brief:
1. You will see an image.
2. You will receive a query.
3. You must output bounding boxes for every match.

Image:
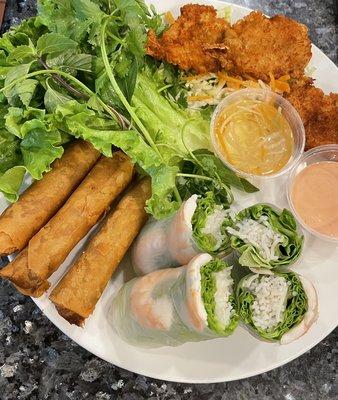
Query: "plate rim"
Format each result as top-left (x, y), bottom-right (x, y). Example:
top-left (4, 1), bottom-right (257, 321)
top-left (3, 0), bottom-right (338, 384)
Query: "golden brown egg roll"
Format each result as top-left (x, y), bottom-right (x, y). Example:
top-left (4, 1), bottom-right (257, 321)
top-left (0, 152), bottom-right (134, 296)
top-left (0, 140), bottom-right (100, 255)
top-left (49, 177), bottom-right (151, 326)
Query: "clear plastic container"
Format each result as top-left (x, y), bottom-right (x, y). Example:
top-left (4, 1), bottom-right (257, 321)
top-left (210, 88), bottom-right (306, 180)
top-left (286, 144), bottom-right (338, 243)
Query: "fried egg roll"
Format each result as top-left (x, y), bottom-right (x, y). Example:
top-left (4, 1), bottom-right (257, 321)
top-left (0, 152), bottom-right (134, 296)
top-left (0, 140), bottom-right (100, 255)
top-left (49, 177), bottom-right (151, 326)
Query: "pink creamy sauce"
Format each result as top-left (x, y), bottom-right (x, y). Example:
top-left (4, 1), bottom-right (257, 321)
top-left (291, 161), bottom-right (338, 237)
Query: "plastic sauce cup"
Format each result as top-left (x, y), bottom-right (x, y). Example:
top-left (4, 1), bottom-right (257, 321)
top-left (210, 88), bottom-right (306, 182)
top-left (287, 144), bottom-right (338, 243)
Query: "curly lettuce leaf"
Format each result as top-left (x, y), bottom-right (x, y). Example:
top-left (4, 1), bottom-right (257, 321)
top-left (192, 191), bottom-right (233, 255)
top-left (231, 204), bottom-right (304, 270)
top-left (201, 259), bottom-right (238, 335)
top-left (0, 105), bottom-right (65, 200)
top-left (132, 71), bottom-right (212, 164)
top-left (0, 166), bottom-right (26, 202)
top-left (237, 272), bottom-right (308, 341)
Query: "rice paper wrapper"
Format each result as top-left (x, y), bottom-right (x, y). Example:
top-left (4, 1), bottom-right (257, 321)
top-left (131, 197), bottom-right (200, 276)
top-left (109, 267), bottom-right (219, 348)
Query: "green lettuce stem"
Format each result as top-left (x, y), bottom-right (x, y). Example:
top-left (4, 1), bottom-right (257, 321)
top-left (177, 172), bottom-right (214, 182)
top-left (100, 18), bottom-right (162, 159)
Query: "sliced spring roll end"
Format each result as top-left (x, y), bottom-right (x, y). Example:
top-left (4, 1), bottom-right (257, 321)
top-left (13, 281), bottom-right (50, 298)
top-left (0, 231), bottom-right (17, 255)
top-left (186, 253), bottom-right (237, 335)
top-left (200, 258), bottom-right (237, 335)
top-left (185, 253), bottom-right (212, 331)
top-left (280, 276), bottom-right (318, 345)
top-left (167, 195), bottom-right (199, 265)
top-left (191, 192), bottom-right (233, 256)
top-left (54, 304), bottom-right (85, 327)
top-left (183, 194), bottom-right (198, 228)
top-left (238, 272), bottom-right (317, 344)
top-left (0, 249), bottom-right (48, 296)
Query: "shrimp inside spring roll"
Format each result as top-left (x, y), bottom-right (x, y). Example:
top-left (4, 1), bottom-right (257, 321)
top-left (236, 272), bottom-right (318, 343)
top-left (132, 192), bottom-right (234, 276)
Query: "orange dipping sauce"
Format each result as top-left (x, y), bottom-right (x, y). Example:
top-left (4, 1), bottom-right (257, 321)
top-left (291, 161), bottom-right (338, 238)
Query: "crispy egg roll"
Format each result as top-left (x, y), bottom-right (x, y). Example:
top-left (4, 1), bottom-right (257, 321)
top-left (49, 177), bottom-right (151, 326)
top-left (0, 140), bottom-right (100, 255)
top-left (0, 152), bottom-right (134, 296)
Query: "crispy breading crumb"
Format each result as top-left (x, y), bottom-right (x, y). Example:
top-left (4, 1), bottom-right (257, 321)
top-left (287, 80), bottom-right (338, 149)
top-left (146, 4), bottom-right (232, 73)
top-left (213, 12), bottom-right (312, 81)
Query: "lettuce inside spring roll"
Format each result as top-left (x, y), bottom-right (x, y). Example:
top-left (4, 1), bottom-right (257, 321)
top-left (192, 192), bottom-right (234, 256)
top-left (236, 272), bottom-right (318, 344)
top-left (109, 254), bottom-right (238, 347)
top-left (195, 256), bottom-right (238, 335)
top-left (227, 204), bottom-right (303, 272)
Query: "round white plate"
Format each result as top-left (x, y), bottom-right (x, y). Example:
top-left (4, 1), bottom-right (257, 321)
top-left (2, 0), bottom-right (338, 384)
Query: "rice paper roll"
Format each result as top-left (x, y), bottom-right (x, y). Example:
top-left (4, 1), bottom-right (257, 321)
top-left (132, 192), bottom-right (234, 276)
top-left (227, 204), bottom-right (303, 272)
top-left (109, 253), bottom-right (239, 348)
top-left (236, 272), bottom-right (318, 344)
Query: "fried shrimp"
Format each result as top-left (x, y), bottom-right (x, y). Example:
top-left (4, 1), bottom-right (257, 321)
top-left (287, 80), bottom-right (338, 149)
top-left (209, 12), bottom-right (312, 81)
top-left (146, 4), bottom-right (232, 73)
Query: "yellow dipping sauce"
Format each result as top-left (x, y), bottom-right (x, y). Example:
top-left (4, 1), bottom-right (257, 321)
top-left (214, 98), bottom-right (294, 175)
top-left (291, 161), bottom-right (338, 238)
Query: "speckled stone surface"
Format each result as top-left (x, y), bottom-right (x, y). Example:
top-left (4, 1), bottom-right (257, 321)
top-left (0, 1), bottom-right (337, 399)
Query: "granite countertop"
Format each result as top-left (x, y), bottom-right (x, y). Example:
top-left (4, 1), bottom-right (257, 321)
top-left (0, 1), bottom-right (337, 399)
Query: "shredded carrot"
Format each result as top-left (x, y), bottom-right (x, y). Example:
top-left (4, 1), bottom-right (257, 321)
top-left (242, 80), bottom-right (260, 88)
top-left (165, 11), bottom-right (175, 25)
top-left (278, 74), bottom-right (291, 82)
top-left (187, 95), bottom-right (214, 101)
top-left (274, 80), bottom-right (291, 93)
top-left (269, 72), bottom-right (276, 92)
top-left (183, 73), bottom-right (213, 82)
top-left (217, 79), bottom-right (227, 88)
top-left (217, 72), bottom-right (243, 85)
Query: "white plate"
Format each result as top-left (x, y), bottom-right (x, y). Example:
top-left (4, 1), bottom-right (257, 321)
top-left (2, 0), bottom-right (338, 384)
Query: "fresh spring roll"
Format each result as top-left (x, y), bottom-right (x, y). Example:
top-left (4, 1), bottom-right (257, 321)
top-left (49, 177), bottom-right (151, 326)
top-left (236, 272), bottom-right (318, 344)
top-left (109, 253), bottom-right (239, 348)
top-left (227, 204), bottom-right (303, 273)
top-left (0, 140), bottom-right (100, 255)
top-left (0, 152), bottom-right (134, 296)
top-left (132, 192), bottom-right (233, 275)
